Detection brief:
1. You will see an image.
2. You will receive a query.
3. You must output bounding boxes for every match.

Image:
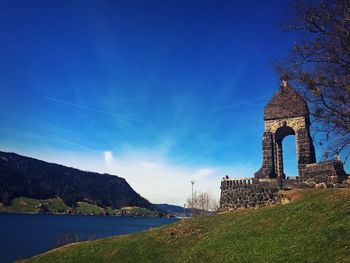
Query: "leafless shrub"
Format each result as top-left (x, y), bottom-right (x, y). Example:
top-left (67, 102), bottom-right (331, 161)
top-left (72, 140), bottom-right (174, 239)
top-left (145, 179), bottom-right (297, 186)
top-left (187, 191), bottom-right (219, 216)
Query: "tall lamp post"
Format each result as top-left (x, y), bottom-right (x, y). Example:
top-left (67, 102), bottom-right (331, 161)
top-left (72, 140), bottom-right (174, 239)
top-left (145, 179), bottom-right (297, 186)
top-left (191, 180), bottom-right (195, 206)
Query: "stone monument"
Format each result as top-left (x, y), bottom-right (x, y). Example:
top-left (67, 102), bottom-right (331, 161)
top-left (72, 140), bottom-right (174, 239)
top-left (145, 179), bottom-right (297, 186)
top-left (220, 80), bottom-right (349, 211)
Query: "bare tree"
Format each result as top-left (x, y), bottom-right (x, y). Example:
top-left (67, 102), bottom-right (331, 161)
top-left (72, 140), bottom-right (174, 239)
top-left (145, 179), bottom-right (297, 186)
top-left (187, 191), bottom-right (219, 216)
top-left (276, 0), bottom-right (350, 162)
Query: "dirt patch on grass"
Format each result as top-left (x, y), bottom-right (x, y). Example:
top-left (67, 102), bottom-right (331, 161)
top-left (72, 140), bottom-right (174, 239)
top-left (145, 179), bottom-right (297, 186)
top-left (278, 189), bottom-right (305, 203)
top-left (165, 227), bottom-right (201, 237)
top-left (120, 206), bottom-right (134, 210)
top-left (325, 188), bottom-right (350, 203)
top-left (164, 221), bottom-right (202, 238)
top-left (105, 248), bottom-right (120, 257)
top-left (19, 200), bottom-right (28, 206)
top-left (259, 218), bottom-right (274, 226)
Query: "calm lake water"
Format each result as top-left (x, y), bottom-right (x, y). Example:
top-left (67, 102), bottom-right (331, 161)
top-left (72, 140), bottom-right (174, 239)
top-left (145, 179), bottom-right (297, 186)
top-left (0, 213), bottom-right (179, 263)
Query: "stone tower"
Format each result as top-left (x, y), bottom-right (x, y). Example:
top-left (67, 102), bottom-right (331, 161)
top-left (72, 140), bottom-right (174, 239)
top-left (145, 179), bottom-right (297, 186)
top-left (220, 80), bottom-right (349, 212)
top-left (254, 80), bottom-right (316, 179)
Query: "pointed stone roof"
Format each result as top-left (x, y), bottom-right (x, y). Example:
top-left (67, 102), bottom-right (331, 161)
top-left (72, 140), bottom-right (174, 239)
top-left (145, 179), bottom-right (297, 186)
top-left (264, 83), bottom-right (309, 120)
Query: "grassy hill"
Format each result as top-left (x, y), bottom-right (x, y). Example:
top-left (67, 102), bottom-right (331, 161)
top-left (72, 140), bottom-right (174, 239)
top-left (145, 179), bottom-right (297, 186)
top-left (2, 197), bottom-right (69, 213)
top-left (21, 189), bottom-right (350, 262)
top-left (0, 151), bottom-right (154, 210)
top-left (74, 202), bottom-right (105, 215)
top-left (0, 197), bottom-right (156, 216)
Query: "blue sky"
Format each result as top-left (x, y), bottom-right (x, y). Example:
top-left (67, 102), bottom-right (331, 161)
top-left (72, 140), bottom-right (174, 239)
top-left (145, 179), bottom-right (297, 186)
top-left (1, 0), bottom-right (339, 205)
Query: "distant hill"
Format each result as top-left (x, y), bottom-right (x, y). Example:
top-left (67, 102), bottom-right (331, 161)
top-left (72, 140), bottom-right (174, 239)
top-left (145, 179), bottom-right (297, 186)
top-left (153, 203), bottom-right (190, 216)
top-left (0, 151), bottom-right (154, 210)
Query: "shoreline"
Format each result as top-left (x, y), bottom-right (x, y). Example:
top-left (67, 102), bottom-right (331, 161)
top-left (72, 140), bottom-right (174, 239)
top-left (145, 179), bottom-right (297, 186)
top-left (0, 211), bottom-right (174, 218)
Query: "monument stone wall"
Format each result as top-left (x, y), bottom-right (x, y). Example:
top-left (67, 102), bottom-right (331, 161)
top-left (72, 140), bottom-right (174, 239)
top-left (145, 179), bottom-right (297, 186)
top-left (220, 80), bottom-right (349, 211)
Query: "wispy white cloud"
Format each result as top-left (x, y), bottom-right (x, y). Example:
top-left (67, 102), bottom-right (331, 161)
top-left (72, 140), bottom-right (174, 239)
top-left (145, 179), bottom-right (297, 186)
top-left (103, 151), bottom-right (114, 167)
top-left (44, 97), bottom-right (140, 122)
top-left (22, 143), bottom-right (256, 206)
top-left (192, 168), bottom-right (216, 180)
top-left (95, 147), bottom-right (256, 206)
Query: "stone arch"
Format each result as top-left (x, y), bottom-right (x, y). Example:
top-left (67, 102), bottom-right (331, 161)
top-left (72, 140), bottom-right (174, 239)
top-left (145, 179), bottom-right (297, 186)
top-left (274, 125), bottom-right (295, 142)
top-left (274, 126), bottom-right (295, 178)
top-left (255, 82), bottom-right (316, 179)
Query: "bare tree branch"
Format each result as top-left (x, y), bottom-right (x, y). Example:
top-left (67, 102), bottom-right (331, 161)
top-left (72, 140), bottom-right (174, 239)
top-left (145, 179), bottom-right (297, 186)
top-left (277, 0), bottom-right (350, 163)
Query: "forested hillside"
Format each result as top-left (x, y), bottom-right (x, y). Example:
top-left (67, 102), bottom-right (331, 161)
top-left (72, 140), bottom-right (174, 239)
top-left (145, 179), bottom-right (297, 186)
top-left (0, 151), bottom-right (154, 210)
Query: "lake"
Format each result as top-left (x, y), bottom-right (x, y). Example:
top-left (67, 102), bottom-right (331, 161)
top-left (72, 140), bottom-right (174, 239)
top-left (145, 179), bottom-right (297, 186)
top-left (0, 214), bottom-right (179, 263)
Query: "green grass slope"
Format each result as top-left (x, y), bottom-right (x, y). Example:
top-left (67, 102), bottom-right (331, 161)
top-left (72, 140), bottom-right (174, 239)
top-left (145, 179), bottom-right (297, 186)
top-left (3, 197), bottom-right (69, 213)
top-left (42, 198), bottom-right (69, 213)
top-left (0, 197), bottom-right (153, 216)
top-left (74, 202), bottom-right (105, 215)
top-left (23, 189), bottom-right (350, 263)
top-left (7, 197), bottom-right (41, 213)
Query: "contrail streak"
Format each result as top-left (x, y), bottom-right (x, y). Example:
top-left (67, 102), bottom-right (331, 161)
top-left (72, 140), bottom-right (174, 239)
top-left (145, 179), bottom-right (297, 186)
top-left (44, 97), bottom-right (140, 122)
top-left (53, 137), bottom-right (98, 152)
top-left (74, 98), bottom-right (146, 104)
top-left (207, 95), bottom-right (269, 112)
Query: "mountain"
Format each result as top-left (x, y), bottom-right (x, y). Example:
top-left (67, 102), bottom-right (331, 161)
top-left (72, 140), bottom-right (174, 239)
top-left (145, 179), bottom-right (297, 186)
top-left (0, 151), bottom-right (154, 210)
top-left (153, 203), bottom-right (191, 216)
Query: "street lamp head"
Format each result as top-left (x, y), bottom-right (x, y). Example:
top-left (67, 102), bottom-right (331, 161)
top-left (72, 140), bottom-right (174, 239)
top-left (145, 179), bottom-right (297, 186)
top-left (191, 181), bottom-right (195, 185)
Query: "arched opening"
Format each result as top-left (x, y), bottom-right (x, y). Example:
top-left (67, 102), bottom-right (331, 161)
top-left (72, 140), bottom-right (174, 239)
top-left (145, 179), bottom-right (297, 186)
top-left (274, 126), bottom-right (296, 178)
top-left (282, 135), bottom-right (298, 178)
